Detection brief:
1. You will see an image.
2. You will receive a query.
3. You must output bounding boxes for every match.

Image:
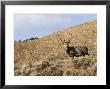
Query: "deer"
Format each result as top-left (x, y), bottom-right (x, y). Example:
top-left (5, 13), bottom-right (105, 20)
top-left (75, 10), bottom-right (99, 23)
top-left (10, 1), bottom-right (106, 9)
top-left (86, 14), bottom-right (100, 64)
top-left (57, 31), bottom-right (89, 59)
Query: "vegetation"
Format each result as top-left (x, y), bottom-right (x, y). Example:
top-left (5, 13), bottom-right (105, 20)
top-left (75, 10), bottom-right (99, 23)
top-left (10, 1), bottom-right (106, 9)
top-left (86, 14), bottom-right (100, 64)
top-left (14, 20), bottom-right (97, 76)
top-left (15, 37), bottom-right (39, 43)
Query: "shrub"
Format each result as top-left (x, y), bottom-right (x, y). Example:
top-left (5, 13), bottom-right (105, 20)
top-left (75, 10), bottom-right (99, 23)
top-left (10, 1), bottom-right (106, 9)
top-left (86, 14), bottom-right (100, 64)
top-left (36, 62), bottom-right (63, 76)
top-left (41, 61), bottom-right (50, 68)
top-left (51, 70), bottom-right (63, 76)
top-left (37, 61), bottom-right (50, 73)
top-left (29, 37), bottom-right (39, 40)
top-left (18, 40), bottom-right (22, 42)
top-left (37, 69), bottom-right (63, 76)
top-left (74, 58), bottom-right (94, 69)
top-left (20, 63), bottom-right (32, 76)
top-left (65, 71), bottom-right (71, 76)
top-left (22, 68), bottom-right (31, 76)
top-left (37, 64), bottom-right (44, 72)
top-left (50, 65), bottom-right (58, 71)
top-left (72, 69), bottom-right (80, 76)
top-left (14, 69), bottom-right (22, 76)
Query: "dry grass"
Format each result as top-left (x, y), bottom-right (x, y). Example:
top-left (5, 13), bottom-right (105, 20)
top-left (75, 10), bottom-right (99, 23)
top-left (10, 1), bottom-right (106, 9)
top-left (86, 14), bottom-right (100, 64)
top-left (14, 20), bottom-right (97, 76)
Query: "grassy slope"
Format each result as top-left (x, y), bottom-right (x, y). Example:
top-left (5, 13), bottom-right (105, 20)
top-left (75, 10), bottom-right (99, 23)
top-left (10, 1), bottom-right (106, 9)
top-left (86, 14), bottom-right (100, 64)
top-left (14, 20), bottom-right (97, 76)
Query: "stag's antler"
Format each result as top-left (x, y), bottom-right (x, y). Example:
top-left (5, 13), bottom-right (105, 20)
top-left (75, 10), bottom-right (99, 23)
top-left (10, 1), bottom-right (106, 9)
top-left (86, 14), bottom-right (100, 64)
top-left (57, 31), bottom-right (72, 44)
top-left (57, 32), bottom-right (65, 44)
top-left (67, 30), bottom-right (72, 42)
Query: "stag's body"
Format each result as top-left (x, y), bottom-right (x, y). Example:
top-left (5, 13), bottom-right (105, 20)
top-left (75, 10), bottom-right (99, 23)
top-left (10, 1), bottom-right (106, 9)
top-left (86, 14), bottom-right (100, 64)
top-left (66, 46), bottom-right (89, 58)
top-left (74, 46), bottom-right (89, 57)
top-left (63, 42), bottom-right (89, 58)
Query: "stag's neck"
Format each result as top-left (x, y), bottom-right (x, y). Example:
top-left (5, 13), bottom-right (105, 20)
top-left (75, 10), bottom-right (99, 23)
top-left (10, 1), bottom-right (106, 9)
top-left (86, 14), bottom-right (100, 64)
top-left (64, 45), bottom-right (69, 51)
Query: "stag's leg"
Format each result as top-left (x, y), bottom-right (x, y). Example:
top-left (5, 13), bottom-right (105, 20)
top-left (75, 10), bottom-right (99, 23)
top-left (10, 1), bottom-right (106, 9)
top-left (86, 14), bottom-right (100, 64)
top-left (82, 53), bottom-right (85, 57)
top-left (71, 56), bottom-right (75, 63)
top-left (72, 55), bottom-right (74, 59)
top-left (69, 51), bottom-right (74, 57)
top-left (75, 53), bottom-right (80, 57)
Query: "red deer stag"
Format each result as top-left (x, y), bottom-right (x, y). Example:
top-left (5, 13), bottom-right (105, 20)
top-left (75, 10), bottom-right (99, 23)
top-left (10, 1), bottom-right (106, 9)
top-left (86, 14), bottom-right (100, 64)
top-left (57, 31), bottom-right (89, 59)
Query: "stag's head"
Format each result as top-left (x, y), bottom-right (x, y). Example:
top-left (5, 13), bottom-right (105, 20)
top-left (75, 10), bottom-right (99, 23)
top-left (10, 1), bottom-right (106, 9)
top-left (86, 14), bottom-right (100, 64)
top-left (57, 31), bottom-right (72, 50)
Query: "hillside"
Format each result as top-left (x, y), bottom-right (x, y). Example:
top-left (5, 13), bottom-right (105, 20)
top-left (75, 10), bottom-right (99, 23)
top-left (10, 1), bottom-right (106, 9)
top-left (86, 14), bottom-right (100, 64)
top-left (14, 20), bottom-right (97, 76)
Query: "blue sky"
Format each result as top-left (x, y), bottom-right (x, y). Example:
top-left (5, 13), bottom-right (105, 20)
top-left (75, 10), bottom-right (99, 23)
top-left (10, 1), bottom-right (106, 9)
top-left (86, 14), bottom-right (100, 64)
top-left (14, 14), bottom-right (96, 41)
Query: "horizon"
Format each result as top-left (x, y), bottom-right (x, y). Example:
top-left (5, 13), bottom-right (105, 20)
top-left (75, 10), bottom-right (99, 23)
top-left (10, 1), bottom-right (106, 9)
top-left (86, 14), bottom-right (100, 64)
top-left (14, 14), bottom-right (96, 41)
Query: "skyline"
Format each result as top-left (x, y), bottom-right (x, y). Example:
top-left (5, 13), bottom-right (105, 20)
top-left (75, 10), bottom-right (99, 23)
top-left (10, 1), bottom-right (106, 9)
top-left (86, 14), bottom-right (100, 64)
top-left (14, 14), bottom-right (96, 41)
